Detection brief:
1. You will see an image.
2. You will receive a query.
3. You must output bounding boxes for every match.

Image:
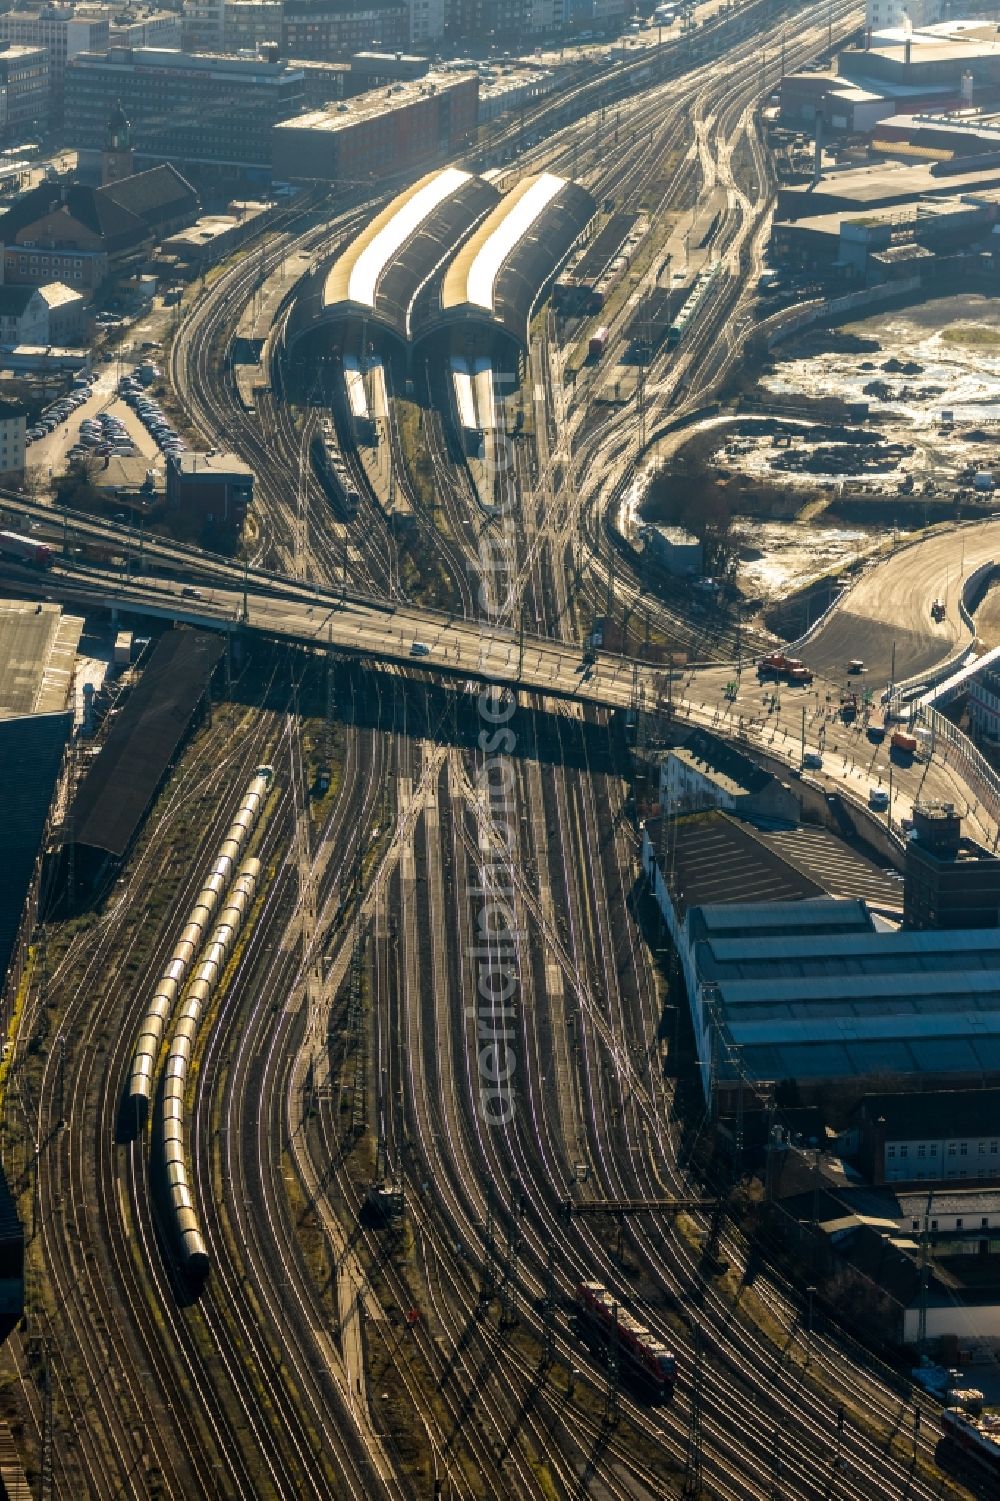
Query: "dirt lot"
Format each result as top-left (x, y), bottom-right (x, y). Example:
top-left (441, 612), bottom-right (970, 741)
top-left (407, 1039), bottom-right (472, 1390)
top-left (643, 293), bottom-right (1000, 608)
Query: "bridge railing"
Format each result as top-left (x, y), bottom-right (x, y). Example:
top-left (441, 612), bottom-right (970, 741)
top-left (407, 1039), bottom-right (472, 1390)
top-left (912, 702), bottom-right (1000, 848)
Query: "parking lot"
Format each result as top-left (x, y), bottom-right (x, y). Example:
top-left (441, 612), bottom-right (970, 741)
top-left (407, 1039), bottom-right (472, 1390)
top-left (26, 365), bottom-right (161, 482)
top-left (24, 353), bottom-right (188, 489)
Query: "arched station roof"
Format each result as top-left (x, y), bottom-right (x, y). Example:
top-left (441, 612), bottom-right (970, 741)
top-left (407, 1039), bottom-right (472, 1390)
top-left (319, 166), bottom-right (500, 342)
top-left (426, 172), bottom-right (597, 351)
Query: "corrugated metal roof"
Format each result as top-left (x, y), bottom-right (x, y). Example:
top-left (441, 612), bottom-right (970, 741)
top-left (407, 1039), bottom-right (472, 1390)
top-left (707, 926), bottom-right (1000, 963)
top-left (0, 710), bottom-right (71, 987)
top-left (699, 898), bottom-right (869, 933)
top-left (72, 629), bottom-right (223, 859)
top-left (731, 1012), bottom-right (1000, 1045)
top-left (721, 970), bottom-right (1000, 1007)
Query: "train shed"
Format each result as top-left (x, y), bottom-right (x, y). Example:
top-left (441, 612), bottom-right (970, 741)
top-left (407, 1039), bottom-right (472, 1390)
top-left (422, 172), bottom-right (596, 359)
top-left (285, 167), bottom-right (500, 367)
top-left (69, 628), bottom-right (224, 895)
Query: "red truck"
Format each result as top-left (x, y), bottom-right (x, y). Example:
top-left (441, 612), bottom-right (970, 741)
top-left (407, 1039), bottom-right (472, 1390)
top-left (891, 729), bottom-right (918, 757)
top-left (0, 530), bottom-right (53, 568)
top-left (758, 652), bottom-right (814, 685)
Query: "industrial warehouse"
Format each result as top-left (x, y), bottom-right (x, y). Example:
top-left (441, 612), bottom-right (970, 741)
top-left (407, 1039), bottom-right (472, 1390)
top-left (644, 796), bottom-right (1000, 1109)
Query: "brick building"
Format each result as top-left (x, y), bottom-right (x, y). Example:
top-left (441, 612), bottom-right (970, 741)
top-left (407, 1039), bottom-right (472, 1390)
top-left (166, 451), bottom-right (254, 536)
top-left (0, 162), bottom-right (198, 289)
top-left (272, 69), bottom-right (478, 185)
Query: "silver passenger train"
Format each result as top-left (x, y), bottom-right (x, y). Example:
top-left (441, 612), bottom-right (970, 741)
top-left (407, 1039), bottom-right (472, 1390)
top-left (127, 766), bottom-right (272, 1122)
top-left (161, 857), bottom-right (261, 1277)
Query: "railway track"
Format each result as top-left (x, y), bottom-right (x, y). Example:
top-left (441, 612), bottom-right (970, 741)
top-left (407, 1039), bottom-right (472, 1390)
top-left (23, 700), bottom-right (283, 1495)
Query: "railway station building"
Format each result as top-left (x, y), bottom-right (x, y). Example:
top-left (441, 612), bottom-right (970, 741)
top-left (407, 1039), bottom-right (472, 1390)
top-left (283, 165), bottom-right (500, 405)
top-left (304, 167), bottom-right (499, 353)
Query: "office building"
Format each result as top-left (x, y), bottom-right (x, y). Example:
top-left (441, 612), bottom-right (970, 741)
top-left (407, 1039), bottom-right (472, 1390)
top-left (854, 1088), bottom-right (1000, 1185)
top-left (0, 8), bottom-right (108, 103)
top-left (184, 0), bottom-right (225, 50)
top-left (65, 47), bottom-right (305, 178)
top-left (0, 44), bottom-right (49, 137)
top-left (0, 398), bottom-right (26, 478)
top-left (223, 0), bottom-right (282, 51)
top-left (104, 7), bottom-right (182, 48)
top-left (408, 0), bottom-right (445, 46)
top-left (281, 0), bottom-right (409, 60)
top-left (865, 0), bottom-right (940, 31)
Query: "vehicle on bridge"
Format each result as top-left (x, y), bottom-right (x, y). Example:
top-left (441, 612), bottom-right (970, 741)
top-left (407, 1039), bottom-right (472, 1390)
top-left (0, 530), bottom-right (53, 568)
top-left (890, 729), bottom-right (918, 760)
top-left (931, 598), bottom-right (946, 622)
top-left (575, 1281), bottom-right (676, 1399)
top-left (757, 651), bottom-right (813, 685)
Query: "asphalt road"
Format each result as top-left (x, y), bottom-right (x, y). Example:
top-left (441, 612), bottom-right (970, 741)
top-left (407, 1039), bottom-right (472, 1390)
top-left (807, 520), bottom-right (1000, 685)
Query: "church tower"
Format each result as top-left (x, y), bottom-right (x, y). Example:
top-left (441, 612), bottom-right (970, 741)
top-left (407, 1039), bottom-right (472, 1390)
top-left (101, 101), bottom-right (134, 186)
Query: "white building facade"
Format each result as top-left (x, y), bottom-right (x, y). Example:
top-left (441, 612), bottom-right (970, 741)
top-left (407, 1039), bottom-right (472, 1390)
top-left (865, 0), bottom-right (941, 34)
